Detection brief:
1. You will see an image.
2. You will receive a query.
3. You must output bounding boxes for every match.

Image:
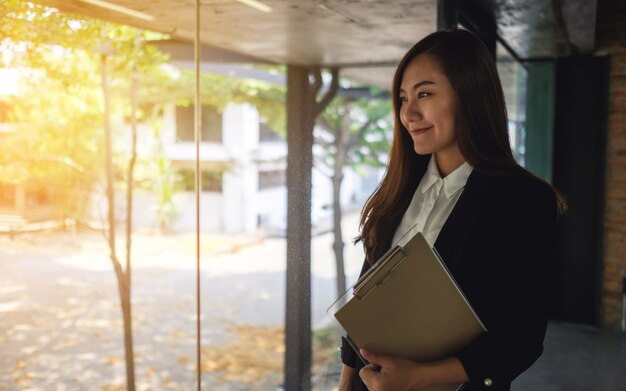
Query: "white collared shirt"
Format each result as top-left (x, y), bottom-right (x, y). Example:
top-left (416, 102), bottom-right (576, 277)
top-left (391, 155), bottom-right (473, 247)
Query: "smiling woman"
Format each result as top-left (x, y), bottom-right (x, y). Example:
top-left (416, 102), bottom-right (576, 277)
top-left (338, 28), bottom-right (566, 391)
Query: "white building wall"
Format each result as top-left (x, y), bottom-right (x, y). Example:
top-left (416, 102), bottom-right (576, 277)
top-left (170, 192), bottom-right (223, 232)
top-left (311, 168), bottom-right (332, 225)
top-left (222, 103), bottom-right (260, 233)
top-left (256, 186), bottom-right (287, 234)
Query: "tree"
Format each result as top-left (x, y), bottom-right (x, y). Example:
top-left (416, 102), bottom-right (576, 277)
top-left (315, 87), bottom-right (392, 300)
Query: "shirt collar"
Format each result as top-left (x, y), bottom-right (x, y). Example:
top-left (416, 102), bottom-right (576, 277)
top-left (419, 155), bottom-right (473, 198)
top-left (418, 155), bottom-right (442, 194)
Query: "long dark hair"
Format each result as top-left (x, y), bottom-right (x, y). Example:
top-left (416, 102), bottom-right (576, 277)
top-left (357, 28), bottom-right (565, 264)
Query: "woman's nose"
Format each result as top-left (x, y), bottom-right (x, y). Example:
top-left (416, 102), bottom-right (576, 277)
top-left (402, 100), bottom-right (422, 121)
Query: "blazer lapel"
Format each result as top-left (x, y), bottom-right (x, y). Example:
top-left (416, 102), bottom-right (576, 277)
top-left (434, 170), bottom-right (490, 272)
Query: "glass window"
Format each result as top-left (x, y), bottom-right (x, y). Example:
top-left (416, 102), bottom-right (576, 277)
top-left (176, 104), bottom-right (222, 143)
top-left (177, 168), bottom-right (223, 192)
top-left (1, 2), bottom-right (376, 390)
top-left (258, 170), bottom-right (285, 190)
top-left (259, 119), bottom-right (282, 142)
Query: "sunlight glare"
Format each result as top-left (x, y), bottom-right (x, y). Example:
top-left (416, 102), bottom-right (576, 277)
top-left (160, 63), bottom-right (181, 80)
top-left (0, 68), bottom-right (19, 95)
top-left (67, 20), bottom-right (82, 31)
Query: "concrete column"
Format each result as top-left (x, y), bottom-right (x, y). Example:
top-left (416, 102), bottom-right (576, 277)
top-left (552, 56), bottom-right (610, 325)
top-left (284, 65), bottom-right (314, 391)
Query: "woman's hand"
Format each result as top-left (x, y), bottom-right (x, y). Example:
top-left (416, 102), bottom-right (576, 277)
top-left (358, 349), bottom-right (430, 391)
top-left (358, 349), bottom-right (470, 391)
top-left (338, 365), bottom-right (355, 391)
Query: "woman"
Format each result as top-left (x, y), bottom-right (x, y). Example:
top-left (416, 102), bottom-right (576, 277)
top-left (338, 29), bottom-right (565, 391)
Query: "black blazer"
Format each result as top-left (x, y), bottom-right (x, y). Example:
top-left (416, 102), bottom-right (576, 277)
top-left (341, 169), bottom-right (557, 391)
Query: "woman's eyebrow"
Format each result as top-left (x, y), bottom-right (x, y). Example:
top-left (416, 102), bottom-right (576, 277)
top-left (399, 80), bottom-right (435, 93)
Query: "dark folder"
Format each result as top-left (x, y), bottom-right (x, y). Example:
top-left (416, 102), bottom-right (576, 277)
top-left (330, 232), bottom-right (486, 391)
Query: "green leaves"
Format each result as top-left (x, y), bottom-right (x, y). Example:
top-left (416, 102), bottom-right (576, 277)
top-left (316, 88), bottom-right (393, 173)
top-left (1, 1), bottom-right (286, 224)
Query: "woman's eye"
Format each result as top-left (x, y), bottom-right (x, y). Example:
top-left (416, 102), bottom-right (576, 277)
top-left (399, 96), bottom-right (408, 104)
top-left (417, 91), bottom-right (431, 98)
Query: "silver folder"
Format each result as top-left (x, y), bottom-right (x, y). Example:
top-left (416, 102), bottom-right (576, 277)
top-left (329, 232), bottom-right (486, 391)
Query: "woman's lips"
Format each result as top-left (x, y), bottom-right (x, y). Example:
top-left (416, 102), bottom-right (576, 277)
top-left (409, 126), bottom-right (433, 134)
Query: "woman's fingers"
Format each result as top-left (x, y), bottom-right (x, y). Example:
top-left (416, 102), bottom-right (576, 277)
top-left (358, 350), bottom-right (427, 391)
top-left (359, 364), bottom-right (381, 389)
top-left (360, 348), bottom-right (385, 367)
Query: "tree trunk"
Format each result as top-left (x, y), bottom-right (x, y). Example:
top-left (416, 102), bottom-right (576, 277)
top-left (125, 60), bottom-right (137, 314)
top-left (101, 52), bottom-right (136, 391)
top-left (120, 280), bottom-right (135, 391)
top-left (333, 112), bottom-right (351, 302)
top-left (332, 173), bottom-right (346, 300)
top-left (124, 58), bottom-right (138, 391)
top-left (332, 108), bottom-right (352, 301)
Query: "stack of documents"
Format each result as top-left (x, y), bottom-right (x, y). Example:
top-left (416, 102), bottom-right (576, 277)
top-left (329, 232), bottom-right (486, 391)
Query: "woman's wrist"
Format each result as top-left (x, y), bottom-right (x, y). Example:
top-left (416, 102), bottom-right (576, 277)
top-left (410, 357), bottom-right (469, 390)
top-left (338, 364), bottom-right (355, 391)
top-left (408, 363), bottom-right (432, 390)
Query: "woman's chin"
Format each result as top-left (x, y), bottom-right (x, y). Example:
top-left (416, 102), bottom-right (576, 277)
top-left (412, 144), bottom-right (433, 156)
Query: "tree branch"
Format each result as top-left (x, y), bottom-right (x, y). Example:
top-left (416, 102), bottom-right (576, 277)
top-left (347, 118), bottom-right (374, 150)
top-left (313, 134), bottom-right (332, 148)
top-left (313, 155), bottom-right (333, 177)
top-left (311, 66), bottom-right (323, 97)
top-left (316, 115), bottom-right (336, 135)
top-left (314, 67), bottom-right (339, 117)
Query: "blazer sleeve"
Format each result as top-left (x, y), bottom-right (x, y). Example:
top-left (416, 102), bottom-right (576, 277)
top-left (454, 183), bottom-right (557, 389)
top-left (341, 335), bottom-right (358, 367)
top-left (340, 259), bottom-right (372, 368)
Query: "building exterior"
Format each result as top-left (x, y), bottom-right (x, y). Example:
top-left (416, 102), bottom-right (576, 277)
top-left (153, 100), bottom-right (381, 235)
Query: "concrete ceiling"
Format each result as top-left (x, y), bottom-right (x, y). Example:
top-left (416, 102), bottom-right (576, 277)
top-left (34, 0), bottom-right (438, 87)
top-left (32, 0), bottom-right (598, 87)
top-left (481, 0), bottom-right (597, 59)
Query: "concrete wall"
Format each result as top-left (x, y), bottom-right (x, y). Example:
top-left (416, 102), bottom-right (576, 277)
top-left (222, 103), bottom-right (261, 233)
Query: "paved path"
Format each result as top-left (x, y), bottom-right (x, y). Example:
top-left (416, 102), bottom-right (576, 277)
top-left (0, 215), bottom-right (364, 390)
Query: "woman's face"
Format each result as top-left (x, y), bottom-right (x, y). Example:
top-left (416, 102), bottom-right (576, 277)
top-left (399, 54), bottom-right (461, 163)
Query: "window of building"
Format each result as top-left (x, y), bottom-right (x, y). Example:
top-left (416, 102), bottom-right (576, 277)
top-left (177, 168), bottom-right (223, 192)
top-left (259, 119), bottom-right (282, 142)
top-left (258, 170), bottom-right (285, 190)
top-left (175, 105), bottom-right (222, 143)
